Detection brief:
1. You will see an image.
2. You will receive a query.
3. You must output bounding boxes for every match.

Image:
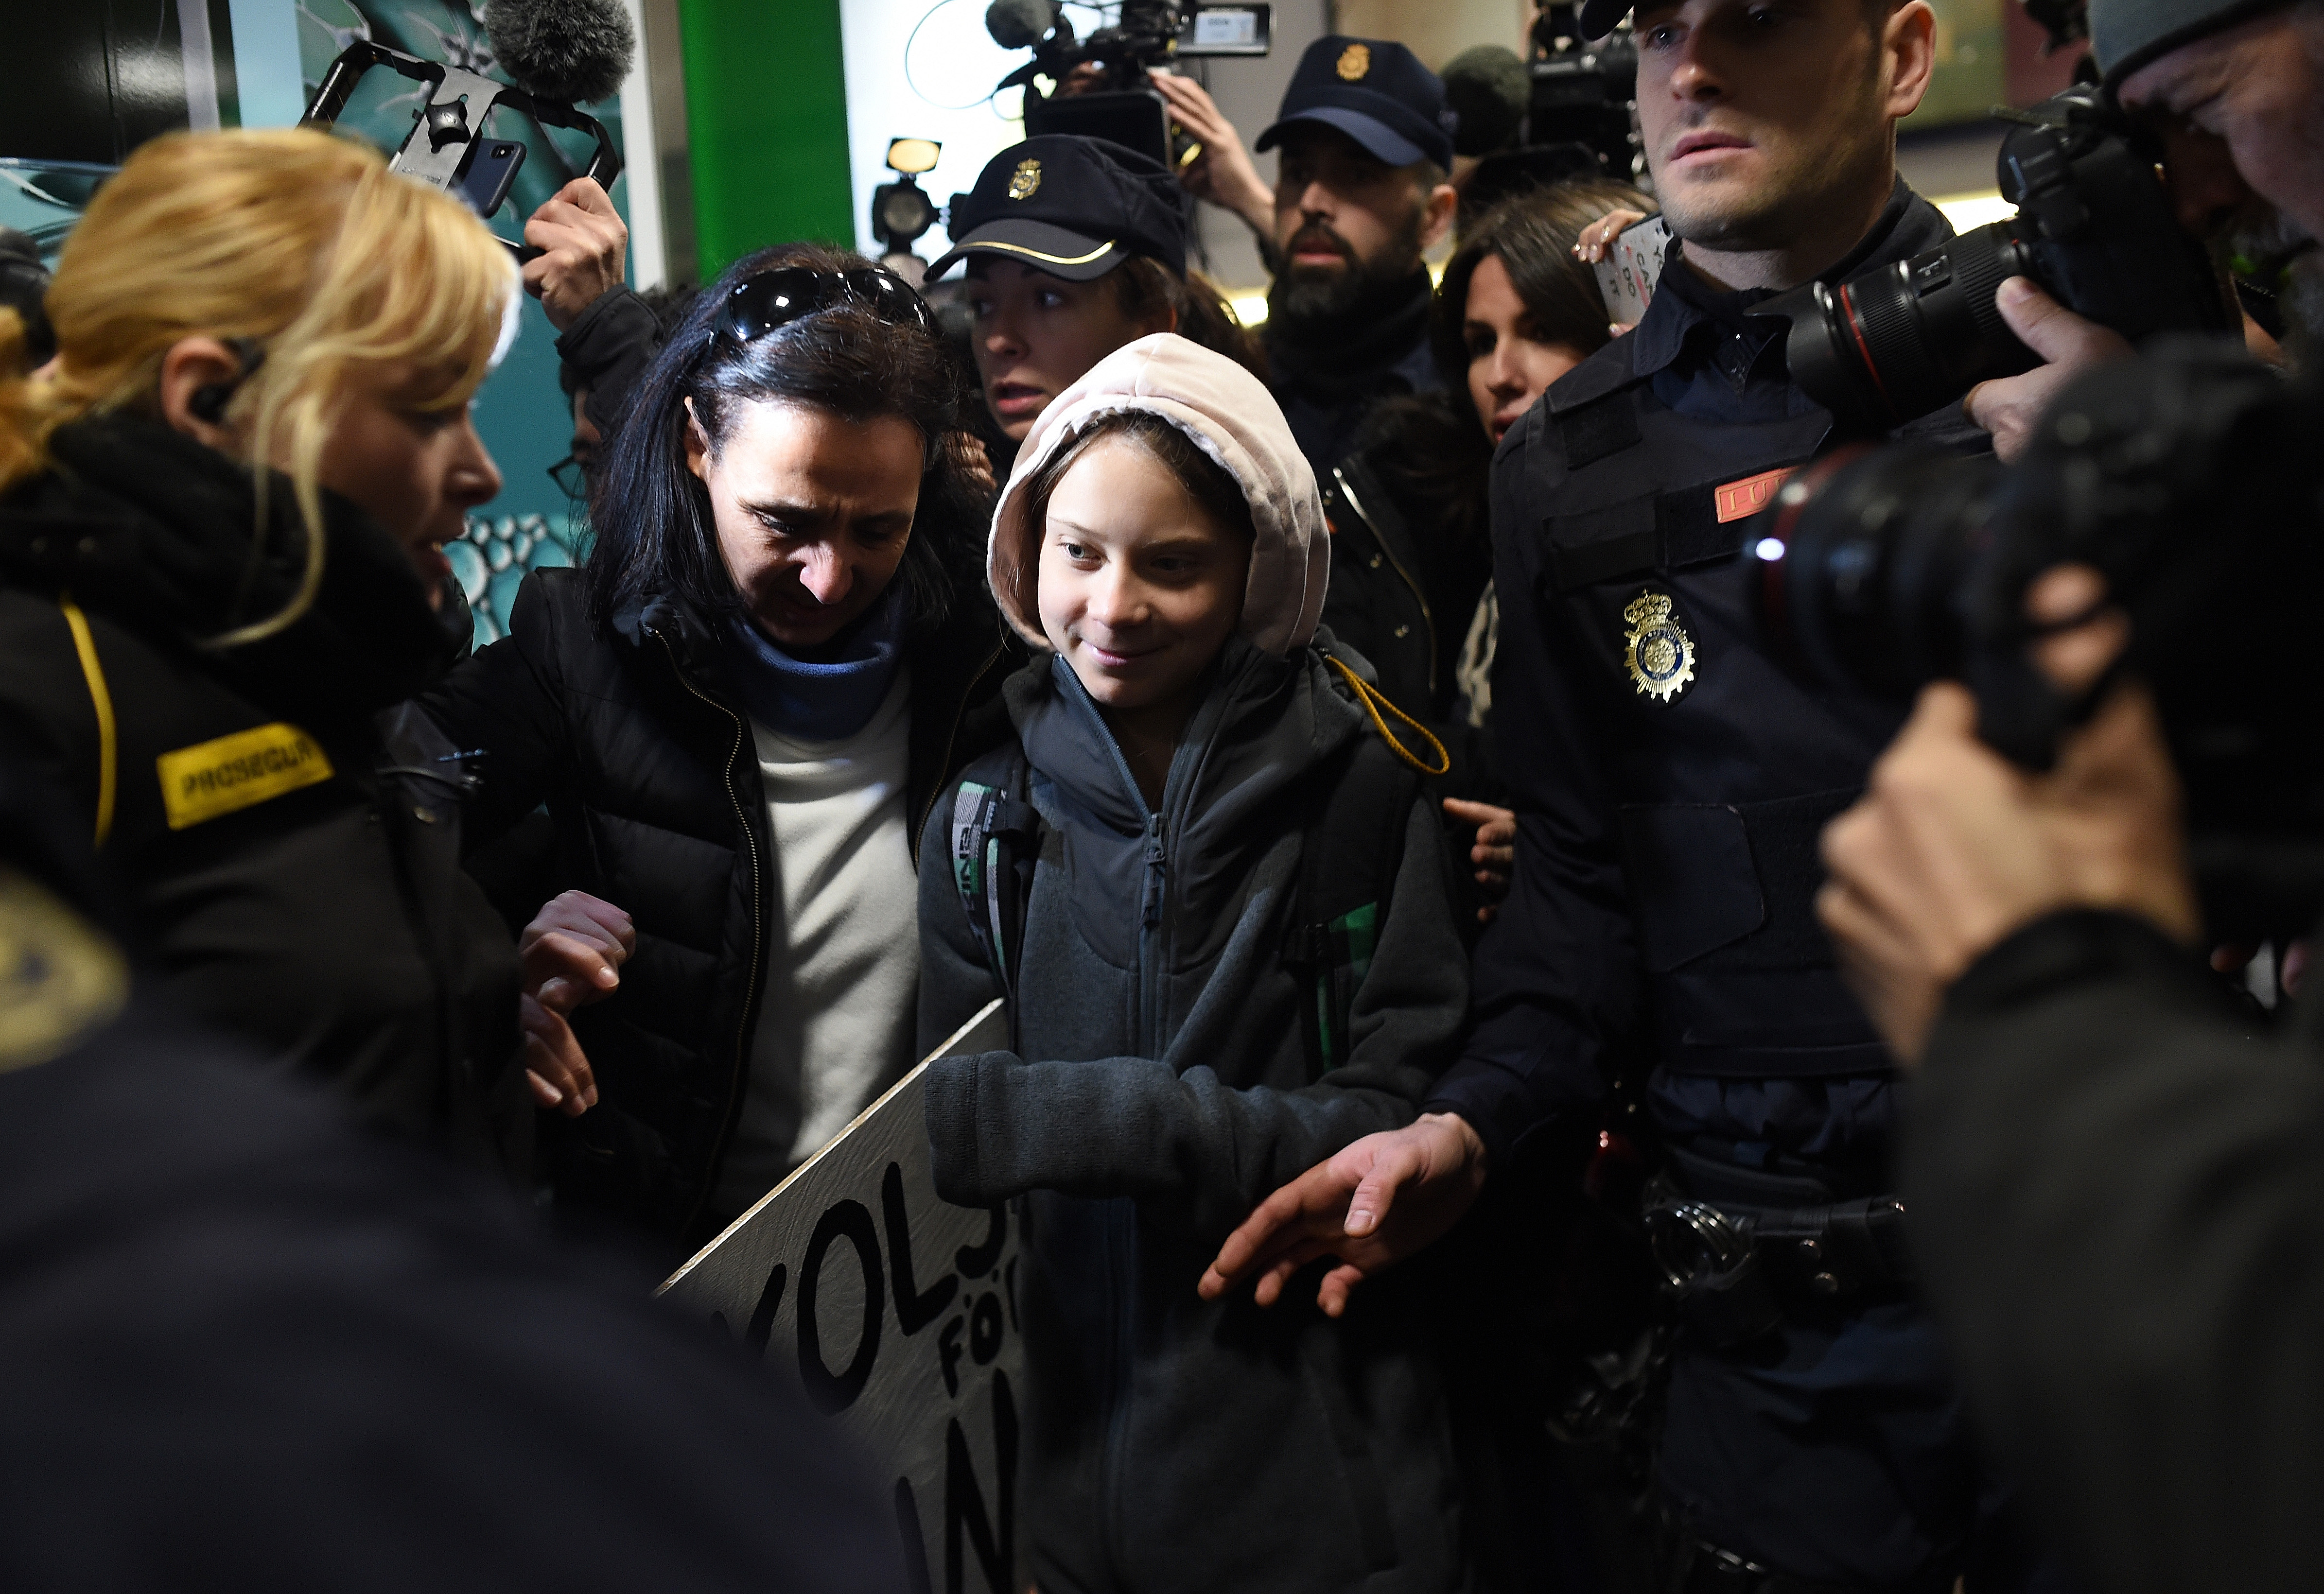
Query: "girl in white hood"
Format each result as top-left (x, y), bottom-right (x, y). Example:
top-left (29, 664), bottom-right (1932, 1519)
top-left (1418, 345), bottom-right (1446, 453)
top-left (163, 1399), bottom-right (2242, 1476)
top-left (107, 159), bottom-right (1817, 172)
top-left (916, 335), bottom-right (1475, 1593)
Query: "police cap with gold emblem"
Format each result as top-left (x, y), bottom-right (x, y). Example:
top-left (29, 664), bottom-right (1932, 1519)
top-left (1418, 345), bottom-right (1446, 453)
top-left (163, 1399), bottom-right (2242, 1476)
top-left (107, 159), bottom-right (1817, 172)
top-left (927, 135), bottom-right (1188, 282)
top-left (1255, 35), bottom-right (1456, 171)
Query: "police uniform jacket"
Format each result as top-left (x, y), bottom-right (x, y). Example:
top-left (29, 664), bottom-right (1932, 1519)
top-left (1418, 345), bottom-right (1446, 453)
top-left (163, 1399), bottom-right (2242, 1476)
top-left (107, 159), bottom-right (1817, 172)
top-left (0, 416), bottom-right (527, 1172)
top-left (1426, 180), bottom-right (1983, 1176)
top-left (1421, 181), bottom-right (2002, 1584)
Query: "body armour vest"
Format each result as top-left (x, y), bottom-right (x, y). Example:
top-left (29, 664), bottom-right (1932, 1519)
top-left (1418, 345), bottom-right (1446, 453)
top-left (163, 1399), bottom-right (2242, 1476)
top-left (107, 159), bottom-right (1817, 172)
top-left (1501, 183), bottom-right (1986, 1084)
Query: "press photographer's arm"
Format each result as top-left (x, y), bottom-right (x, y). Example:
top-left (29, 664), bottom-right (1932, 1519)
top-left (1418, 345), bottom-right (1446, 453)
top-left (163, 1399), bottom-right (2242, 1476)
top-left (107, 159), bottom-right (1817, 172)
top-left (1816, 579), bottom-right (2324, 1592)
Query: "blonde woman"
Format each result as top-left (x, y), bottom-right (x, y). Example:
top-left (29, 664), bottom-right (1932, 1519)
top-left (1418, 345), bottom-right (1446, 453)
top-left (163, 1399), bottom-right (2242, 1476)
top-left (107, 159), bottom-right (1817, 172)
top-left (0, 129), bottom-right (552, 1172)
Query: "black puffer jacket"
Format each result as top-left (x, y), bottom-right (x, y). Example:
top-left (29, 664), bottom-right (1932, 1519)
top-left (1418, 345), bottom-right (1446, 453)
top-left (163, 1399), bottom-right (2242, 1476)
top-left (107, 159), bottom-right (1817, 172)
top-left (422, 568), bottom-right (1014, 1244)
top-left (0, 416), bottom-right (527, 1171)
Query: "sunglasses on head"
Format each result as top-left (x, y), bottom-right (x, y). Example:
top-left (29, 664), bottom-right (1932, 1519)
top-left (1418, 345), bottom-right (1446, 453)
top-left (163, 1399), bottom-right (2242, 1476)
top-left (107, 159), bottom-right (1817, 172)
top-left (716, 265), bottom-right (938, 345)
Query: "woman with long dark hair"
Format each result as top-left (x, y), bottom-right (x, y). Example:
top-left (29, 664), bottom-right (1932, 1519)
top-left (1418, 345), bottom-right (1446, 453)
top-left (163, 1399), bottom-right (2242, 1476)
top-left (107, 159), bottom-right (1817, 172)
top-left (425, 243), bottom-right (1014, 1248)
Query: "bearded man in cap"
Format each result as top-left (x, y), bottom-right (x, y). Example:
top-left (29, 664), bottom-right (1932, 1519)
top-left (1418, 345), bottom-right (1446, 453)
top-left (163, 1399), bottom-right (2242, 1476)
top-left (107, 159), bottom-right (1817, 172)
top-left (1157, 36), bottom-right (1458, 479)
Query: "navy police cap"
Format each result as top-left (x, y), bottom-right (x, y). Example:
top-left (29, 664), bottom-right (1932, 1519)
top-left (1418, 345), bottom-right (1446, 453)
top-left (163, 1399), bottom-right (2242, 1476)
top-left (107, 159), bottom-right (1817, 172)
top-left (1256, 35), bottom-right (1456, 171)
top-left (927, 135), bottom-right (1188, 282)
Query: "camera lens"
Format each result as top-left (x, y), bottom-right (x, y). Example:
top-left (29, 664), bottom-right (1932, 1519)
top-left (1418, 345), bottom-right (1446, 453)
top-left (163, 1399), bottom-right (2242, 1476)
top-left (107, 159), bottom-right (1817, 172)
top-left (1780, 221), bottom-right (2043, 431)
top-left (1751, 444), bottom-right (2002, 700)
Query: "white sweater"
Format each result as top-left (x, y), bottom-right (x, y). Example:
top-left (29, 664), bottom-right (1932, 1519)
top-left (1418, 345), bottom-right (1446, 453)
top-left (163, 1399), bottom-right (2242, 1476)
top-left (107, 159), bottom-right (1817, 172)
top-left (710, 669), bottom-right (920, 1215)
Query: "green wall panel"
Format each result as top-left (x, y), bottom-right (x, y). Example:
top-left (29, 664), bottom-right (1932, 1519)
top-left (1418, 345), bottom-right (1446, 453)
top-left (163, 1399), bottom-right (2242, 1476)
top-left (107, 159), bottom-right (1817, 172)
top-left (682, 0), bottom-right (855, 278)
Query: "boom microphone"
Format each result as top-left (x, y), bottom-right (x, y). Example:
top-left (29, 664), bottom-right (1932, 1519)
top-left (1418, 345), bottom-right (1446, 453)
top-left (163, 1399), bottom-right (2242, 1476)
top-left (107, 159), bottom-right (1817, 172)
top-left (482, 0), bottom-right (637, 108)
top-left (986, 0), bottom-right (1059, 51)
top-left (1442, 45), bottom-right (1528, 158)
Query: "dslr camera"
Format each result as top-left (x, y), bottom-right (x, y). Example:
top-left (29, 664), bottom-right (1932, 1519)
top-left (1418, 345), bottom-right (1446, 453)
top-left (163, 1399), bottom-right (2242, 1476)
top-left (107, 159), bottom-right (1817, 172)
top-left (1761, 86), bottom-right (2235, 433)
top-left (1752, 344), bottom-right (2324, 939)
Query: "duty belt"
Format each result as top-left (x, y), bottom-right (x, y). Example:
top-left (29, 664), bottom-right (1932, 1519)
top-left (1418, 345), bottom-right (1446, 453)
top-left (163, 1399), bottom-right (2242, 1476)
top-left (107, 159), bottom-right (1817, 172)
top-left (1643, 1169), bottom-right (1913, 1348)
top-left (1657, 1504), bottom-right (1957, 1594)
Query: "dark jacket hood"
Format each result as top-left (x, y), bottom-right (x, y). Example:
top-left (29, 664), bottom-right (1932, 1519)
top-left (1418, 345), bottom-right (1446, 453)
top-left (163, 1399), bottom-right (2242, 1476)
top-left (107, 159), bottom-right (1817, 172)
top-left (0, 414), bottom-right (459, 724)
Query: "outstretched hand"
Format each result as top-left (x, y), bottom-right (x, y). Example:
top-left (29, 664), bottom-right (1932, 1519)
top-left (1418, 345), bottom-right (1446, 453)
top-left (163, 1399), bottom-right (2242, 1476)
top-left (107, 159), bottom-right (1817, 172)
top-left (1199, 1113), bottom-right (1488, 1317)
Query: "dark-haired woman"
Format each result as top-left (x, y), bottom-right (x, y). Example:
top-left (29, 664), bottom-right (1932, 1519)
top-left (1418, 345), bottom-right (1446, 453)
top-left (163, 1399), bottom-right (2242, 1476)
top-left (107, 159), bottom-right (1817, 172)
top-left (424, 244), bottom-right (1013, 1247)
top-left (930, 134), bottom-right (1264, 465)
top-left (1320, 180), bottom-right (1654, 923)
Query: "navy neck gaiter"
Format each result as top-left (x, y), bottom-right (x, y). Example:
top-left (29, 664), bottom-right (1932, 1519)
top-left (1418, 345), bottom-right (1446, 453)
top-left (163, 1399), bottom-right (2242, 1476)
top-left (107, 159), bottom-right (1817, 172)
top-left (720, 583), bottom-right (908, 743)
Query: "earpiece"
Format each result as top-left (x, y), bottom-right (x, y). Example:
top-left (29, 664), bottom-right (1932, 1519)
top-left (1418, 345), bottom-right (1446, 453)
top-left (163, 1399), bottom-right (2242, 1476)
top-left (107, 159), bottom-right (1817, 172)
top-left (185, 338), bottom-right (267, 427)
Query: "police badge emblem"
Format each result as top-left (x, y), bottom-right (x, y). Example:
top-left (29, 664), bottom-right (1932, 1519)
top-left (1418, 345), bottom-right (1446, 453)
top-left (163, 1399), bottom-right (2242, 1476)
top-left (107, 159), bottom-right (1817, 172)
top-left (1622, 590), bottom-right (1696, 703)
top-left (1336, 42), bottom-right (1371, 80)
top-left (1007, 158), bottom-right (1042, 200)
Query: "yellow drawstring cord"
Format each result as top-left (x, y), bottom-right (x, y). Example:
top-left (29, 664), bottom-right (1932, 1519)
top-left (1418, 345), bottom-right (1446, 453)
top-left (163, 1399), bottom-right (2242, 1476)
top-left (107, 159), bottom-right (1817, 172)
top-left (59, 597), bottom-right (117, 849)
top-left (1323, 653), bottom-right (1450, 777)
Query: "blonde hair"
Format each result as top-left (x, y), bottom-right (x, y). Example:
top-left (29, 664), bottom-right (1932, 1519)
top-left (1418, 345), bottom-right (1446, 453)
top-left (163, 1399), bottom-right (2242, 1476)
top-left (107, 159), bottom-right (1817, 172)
top-left (0, 128), bottom-right (513, 644)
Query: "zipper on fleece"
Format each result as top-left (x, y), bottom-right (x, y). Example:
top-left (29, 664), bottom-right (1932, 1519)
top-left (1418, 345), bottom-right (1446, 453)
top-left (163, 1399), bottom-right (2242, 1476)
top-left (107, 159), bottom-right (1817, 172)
top-left (653, 626), bottom-right (767, 1235)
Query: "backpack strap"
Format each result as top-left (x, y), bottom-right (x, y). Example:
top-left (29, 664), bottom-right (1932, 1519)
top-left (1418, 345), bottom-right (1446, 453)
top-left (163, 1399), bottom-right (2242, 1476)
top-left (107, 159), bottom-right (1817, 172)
top-left (1283, 730), bottom-right (1425, 1076)
top-left (949, 746), bottom-right (1041, 1044)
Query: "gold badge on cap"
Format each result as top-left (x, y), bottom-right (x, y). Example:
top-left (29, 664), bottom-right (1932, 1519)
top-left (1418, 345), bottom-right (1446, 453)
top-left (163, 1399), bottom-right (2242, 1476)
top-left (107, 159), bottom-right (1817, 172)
top-left (1622, 590), bottom-right (1696, 704)
top-left (1336, 42), bottom-right (1371, 80)
top-left (1007, 158), bottom-right (1042, 201)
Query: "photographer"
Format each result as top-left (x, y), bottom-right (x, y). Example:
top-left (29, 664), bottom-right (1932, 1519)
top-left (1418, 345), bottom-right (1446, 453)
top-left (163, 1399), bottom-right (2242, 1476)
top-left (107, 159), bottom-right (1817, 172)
top-left (1157, 38), bottom-right (1459, 478)
top-left (1963, 0), bottom-right (2324, 455)
top-left (1813, 4), bottom-right (2324, 1587)
top-left (1203, 0), bottom-right (2074, 1585)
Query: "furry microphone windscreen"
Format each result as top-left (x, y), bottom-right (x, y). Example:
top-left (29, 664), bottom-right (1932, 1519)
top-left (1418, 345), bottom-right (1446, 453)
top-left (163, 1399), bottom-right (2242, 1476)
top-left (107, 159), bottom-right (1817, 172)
top-left (985, 0), bottom-right (1058, 49)
top-left (1442, 45), bottom-right (1529, 158)
top-left (483, 0), bottom-right (638, 107)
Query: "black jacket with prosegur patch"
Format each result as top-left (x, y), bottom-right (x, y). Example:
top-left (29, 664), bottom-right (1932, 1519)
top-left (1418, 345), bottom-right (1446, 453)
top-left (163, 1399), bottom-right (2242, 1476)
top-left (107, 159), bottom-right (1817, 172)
top-left (0, 417), bottom-right (528, 1171)
top-left (916, 638), bottom-right (1474, 1594)
top-left (422, 566), bottom-right (1014, 1244)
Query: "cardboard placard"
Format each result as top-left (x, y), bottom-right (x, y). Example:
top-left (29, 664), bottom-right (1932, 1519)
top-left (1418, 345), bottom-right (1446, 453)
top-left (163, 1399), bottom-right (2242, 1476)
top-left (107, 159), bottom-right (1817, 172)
top-left (660, 999), bottom-right (1019, 1593)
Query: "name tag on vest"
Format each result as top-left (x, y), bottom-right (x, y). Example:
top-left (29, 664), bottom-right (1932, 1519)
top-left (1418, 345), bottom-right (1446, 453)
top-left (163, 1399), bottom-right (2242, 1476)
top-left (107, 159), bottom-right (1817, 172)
top-left (1714, 467), bottom-right (1794, 523)
top-left (157, 723), bottom-right (333, 830)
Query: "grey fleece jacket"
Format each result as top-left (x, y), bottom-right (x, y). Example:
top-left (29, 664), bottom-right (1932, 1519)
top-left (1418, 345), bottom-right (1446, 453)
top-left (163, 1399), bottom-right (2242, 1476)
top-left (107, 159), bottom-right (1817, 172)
top-left (916, 637), bottom-right (1474, 1594)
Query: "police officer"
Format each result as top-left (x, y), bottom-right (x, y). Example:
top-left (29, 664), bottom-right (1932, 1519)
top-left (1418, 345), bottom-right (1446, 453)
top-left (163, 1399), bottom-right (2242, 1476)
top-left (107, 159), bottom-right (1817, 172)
top-left (1158, 38), bottom-right (1459, 480)
top-left (1201, 0), bottom-right (2050, 1587)
top-left (926, 134), bottom-right (1260, 460)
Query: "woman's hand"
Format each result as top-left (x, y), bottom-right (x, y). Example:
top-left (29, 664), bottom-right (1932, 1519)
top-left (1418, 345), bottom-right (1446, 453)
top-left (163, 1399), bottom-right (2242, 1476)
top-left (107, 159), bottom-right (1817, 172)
top-left (1443, 798), bottom-right (1517, 924)
top-left (520, 992), bottom-right (598, 1115)
top-left (1573, 207), bottom-right (1655, 336)
top-left (1571, 207), bottom-right (1651, 265)
top-left (520, 890), bottom-right (635, 1015)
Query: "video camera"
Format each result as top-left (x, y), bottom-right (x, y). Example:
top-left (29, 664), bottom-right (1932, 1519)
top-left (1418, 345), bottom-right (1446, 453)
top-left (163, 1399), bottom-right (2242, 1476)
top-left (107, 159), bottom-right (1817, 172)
top-left (1759, 86), bottom-right (2234, 433)
top-left (298, 0), bottom-right (629, 249)
top-left (1751, 344), bottom-right (2324, 939)
top-left (983, 0), bottom-right (1271, 170)
top-left (1527, 2), bottom-right (1639, 180)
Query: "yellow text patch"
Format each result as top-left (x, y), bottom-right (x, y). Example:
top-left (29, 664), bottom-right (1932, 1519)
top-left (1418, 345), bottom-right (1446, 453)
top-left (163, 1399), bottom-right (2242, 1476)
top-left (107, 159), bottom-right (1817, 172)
top-left (157, 723), bottom-right (333, 831)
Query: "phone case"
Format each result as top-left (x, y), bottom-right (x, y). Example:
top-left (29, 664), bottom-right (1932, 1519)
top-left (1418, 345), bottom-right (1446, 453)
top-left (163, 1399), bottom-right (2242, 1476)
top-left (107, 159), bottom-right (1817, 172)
top-left (1592, 214), bottom-right (1670, 330)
